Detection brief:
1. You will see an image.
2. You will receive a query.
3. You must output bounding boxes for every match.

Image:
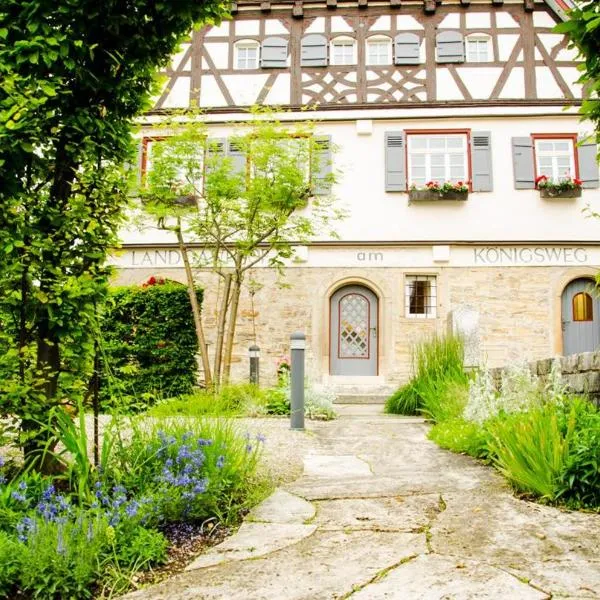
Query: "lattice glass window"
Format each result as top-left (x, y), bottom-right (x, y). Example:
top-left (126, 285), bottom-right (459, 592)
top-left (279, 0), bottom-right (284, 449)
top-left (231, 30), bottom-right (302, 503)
top-left (405, 275), bottom-right (437, 318)
top-left (534, 138), bottom-right (576, 181)
top-left (367, 37), bottom-right (392, 65)
top-left (339, 293), bottom-right (370, 358)
top-left (236, 41), bottom-right (259, 69)
top-left (331, 37), bottom-right (356, 66)
top-left (407, 134), bottom-right (468, 187)
top-left (466, 37), bottom-right (491, 62)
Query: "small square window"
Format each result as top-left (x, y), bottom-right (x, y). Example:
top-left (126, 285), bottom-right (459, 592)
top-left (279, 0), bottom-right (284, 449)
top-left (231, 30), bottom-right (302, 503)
top-left (405, 275), bottom-right (437, 318)
top-left (331, 39), bottom-right (356, 66)
top-left (236, 43), bottom-right (259, 69)
top-left (367, 39), bottom-right (391, 65)
top-left (467, 38), bottom-right (490, 62)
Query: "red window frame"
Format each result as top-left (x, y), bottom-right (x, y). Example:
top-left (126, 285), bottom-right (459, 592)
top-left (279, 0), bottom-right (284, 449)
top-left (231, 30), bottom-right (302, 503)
top-left (404, 129), bottom-right (472, 192)
top-left (140, 136), bottom-right (166, 182)
top-left (531, 133), bottom-right (579, 184)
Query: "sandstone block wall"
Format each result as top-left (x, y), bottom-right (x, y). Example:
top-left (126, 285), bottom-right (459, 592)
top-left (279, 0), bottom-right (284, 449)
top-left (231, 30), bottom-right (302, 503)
top-left (112, 264), bottom-right (585, 387)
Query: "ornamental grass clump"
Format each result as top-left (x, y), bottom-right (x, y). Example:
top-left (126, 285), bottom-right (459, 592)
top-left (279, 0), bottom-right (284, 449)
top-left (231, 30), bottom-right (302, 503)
top-left (385, 334), bottom-right (468, 419)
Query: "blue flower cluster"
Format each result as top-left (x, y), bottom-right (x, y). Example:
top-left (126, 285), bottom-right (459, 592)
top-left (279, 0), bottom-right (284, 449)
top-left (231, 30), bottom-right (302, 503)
top-left (93, 482), bottom-right (147, 527)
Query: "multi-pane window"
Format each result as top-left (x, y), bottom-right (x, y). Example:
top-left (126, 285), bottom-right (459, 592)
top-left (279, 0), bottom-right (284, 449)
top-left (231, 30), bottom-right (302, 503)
top-left (466, 37), bottom-right (491, 62)
top-left (367, 38), bottom-right (391, 65)
top-left (534, 138), bottom-right (576, 181)
top-left (405, 275), bottom-right (437, 318)
top-left (407, 134), bottom-right (468, 187)
top-left (331, 38), bottom-right (356, 66)
top-left (236, 42), bottom-right (259, 69)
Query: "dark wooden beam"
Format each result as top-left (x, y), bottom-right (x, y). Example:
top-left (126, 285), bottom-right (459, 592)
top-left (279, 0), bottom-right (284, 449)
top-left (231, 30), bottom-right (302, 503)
top-left (424, 0), bottom-right (436, 14)
top-left (523, 0), bottom-right (534, 11)
top-left (292, 1), bottom-right (303, 18)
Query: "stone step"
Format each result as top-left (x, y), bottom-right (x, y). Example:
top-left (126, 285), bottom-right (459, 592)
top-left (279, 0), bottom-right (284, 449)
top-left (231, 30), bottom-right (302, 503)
top-left (334, 394), bottom-right (389, 405)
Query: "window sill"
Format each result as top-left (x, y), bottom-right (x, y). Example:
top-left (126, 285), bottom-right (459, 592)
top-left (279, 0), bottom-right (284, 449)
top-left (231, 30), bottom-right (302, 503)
top-left (539, 188), bottom-right (582, 199)
top-left (409, 189), bottom-right (468, 202)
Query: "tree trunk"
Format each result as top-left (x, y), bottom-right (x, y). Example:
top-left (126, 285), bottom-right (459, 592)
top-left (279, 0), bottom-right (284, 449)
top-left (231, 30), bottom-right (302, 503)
top-left (175, 222), bottom-right (212, 389)
top-left (22, 314), bottom-right (64, 474)
top-left (222, 276), bottom-right (242, 384)
top-left (213, 272), bottom-right (232, 388)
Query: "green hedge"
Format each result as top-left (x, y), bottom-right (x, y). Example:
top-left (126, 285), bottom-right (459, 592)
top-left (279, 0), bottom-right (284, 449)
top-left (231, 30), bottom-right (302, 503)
top-left (100, 279), bottom-right (202, 411)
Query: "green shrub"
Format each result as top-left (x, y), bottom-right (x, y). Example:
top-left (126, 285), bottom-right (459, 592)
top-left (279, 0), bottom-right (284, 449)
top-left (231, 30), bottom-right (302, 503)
top-left (429, 418), bottom-right (491, 459)
top-left (100, 279), bottom-right (203, 411)
top-left (386, 335), bottom-right (468, 417)
top-left (487, 404), bottom-right (576, 501)
top-left (556, 398), bottom-right (600, 508)
top-left (0, 531), bottom-right (19, 598)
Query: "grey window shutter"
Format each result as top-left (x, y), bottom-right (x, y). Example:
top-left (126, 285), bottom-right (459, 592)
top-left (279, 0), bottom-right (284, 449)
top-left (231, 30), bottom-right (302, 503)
top-left (577, 137), bottom-right (599, 189)
top-left (511, 137), bottom-right (535, 189)
top-left (385, 131), bottom-right (406, 192)
top-left (313, 135), bottom-right (332, 195)
top-left (436, 31), bottom-right (465, 63)
top-left (301, 34), bottom-right (328, 67)
top-left (227, 139), bottom-right (247, 177)
top-left (261, 36), bottom-right (288, 68)
top-left (471, 132), bottom-right (493, 192)
top-left (394, 33), bottom-right (421, 65)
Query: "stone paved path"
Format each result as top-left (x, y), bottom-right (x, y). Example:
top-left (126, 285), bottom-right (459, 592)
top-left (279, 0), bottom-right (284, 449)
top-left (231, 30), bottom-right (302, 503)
top-left (125, 406), bottom-right (600, 599)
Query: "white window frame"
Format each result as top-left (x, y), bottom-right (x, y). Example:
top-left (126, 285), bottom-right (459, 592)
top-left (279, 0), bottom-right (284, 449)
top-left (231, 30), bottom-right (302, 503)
top-left (407, 133), bottom-right (469, 188)
top-left (366, 35), bottom-right (392, 66)
top-left (235, 40), bottom-right (260, 70)
top-left (534, 137), bottom-right (576, 181)
top-left (330, 36), bottom-right (357, 66)
top-left (466, 35), bottom-right (492, 63)
top-left (405, 275), bottom-right (437, 319)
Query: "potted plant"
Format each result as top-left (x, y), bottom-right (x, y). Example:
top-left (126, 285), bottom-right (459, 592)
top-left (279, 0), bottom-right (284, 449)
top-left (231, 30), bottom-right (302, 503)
top-left (535, 175), bottom-right (582, 199)
top-left (408, 180), bottom-right (469, 202)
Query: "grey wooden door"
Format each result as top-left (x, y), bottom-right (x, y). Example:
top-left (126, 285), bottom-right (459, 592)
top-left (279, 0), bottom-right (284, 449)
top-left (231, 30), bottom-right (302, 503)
top-left (562, 278), bottom-right (600, 355)
top-left (330, 285), bottom-right (378, 375)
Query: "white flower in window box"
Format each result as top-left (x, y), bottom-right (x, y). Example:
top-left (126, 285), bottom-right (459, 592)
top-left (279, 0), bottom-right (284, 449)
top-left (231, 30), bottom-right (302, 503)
top-left (536, 175), bottom-right (582, 199)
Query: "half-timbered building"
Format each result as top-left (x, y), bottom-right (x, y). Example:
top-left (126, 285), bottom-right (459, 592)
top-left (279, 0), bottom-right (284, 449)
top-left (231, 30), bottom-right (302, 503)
top-left (113, 0), bottom-right (600, 396)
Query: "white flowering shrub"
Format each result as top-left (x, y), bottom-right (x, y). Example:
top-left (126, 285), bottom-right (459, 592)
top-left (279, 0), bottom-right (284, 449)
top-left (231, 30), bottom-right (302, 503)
top-left (304, 384), bottom-right (337, 420)
top-left (464, 361), bottom-right (565, 424)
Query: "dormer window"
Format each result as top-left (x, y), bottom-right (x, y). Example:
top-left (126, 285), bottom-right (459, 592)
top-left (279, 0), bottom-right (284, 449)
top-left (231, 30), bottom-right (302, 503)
top-left (466, 36), bottom-right (491, 62)
top-left (366, 36), bottom-right (392, 66)
top-left (235, 40), bottom-right (260, 69)
top-left (330, 37), bottom-right (356, 66)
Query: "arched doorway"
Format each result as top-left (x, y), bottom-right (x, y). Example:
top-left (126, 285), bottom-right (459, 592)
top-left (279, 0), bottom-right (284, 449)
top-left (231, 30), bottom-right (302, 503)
top-left (561, 278), bottom-right (600, 355)
top-left (330, 284), bottom-right (378, 375)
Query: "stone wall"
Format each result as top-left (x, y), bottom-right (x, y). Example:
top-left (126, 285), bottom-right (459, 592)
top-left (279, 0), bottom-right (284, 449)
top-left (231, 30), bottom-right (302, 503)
top-left (111, 263), bottom-right (586, 387)
top-left (491, 352), bottom-right (600, 401)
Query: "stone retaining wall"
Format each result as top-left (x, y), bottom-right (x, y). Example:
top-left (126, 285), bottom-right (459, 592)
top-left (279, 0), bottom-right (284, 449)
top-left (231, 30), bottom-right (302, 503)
top-left (491, 351), bottom-right (600, 401)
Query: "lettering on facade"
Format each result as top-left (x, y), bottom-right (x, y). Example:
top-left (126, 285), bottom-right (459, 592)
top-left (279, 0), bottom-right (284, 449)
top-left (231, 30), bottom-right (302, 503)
top-left (473, 247), bottom-right (588, 265)
top-left (357, 251), bottom-right (384, 262)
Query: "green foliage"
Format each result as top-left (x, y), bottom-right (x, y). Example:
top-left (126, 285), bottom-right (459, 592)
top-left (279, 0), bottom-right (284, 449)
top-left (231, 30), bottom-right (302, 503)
top-left (386, 335), bottom-right (468, 418)
top-left (0, 0), bottom-right (229, 469)
top-left (428, 418), bottom-right (491, 460)
top-left (101, 280), bottom-right (202, 411)
top-left (488, 405), bottom-right (576, 501)
top-left (0, 531), bottom-right (19, 598)
top-left (149, 384), bottom-right (269, 418)
top-left (555, 3), bottom-right (600, 137)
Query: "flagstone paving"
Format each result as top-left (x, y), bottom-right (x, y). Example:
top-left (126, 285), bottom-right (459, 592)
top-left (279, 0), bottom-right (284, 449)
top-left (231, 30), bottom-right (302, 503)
top-left (124, 406), bottom-right (600, 600)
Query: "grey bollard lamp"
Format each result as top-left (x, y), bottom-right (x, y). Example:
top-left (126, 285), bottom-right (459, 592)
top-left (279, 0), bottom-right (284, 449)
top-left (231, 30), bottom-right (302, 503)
top-left (290, 331), bottom-right (305, 431)
top-left (249, 344), bottom-right (260, 385)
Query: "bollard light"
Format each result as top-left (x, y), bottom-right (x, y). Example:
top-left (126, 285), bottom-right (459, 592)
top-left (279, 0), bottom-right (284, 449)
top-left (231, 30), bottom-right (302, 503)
top-left (249, 344), bottom-right (260, 386)
top-left (290, 331), bottom-right (305, 431)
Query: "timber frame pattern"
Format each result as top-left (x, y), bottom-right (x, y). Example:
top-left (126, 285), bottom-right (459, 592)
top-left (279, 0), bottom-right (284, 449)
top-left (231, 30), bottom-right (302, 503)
top-left (151, 0), bottom-right (579, 112)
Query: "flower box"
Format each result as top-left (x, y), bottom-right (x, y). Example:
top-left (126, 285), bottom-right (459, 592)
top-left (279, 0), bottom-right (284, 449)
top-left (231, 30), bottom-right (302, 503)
top-left (409, 189), bottom-right (469, 202)
top-left (539, 187), bottom-right (582, 199)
